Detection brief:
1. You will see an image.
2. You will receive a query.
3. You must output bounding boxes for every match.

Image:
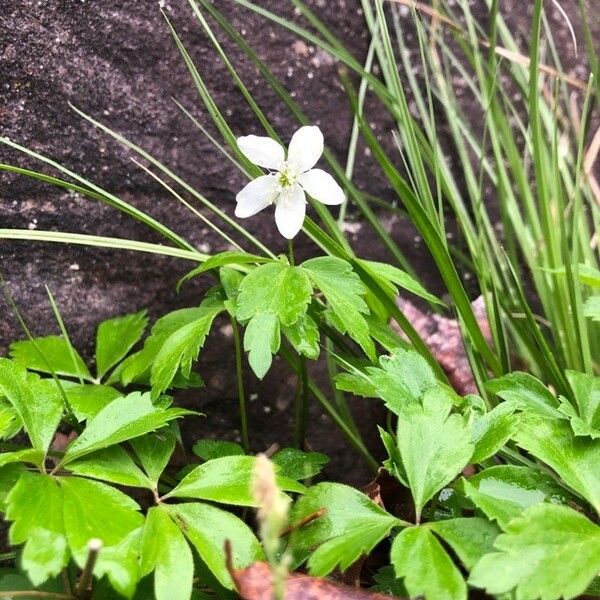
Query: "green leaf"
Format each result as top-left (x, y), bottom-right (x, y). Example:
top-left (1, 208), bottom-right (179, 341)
top-left (391, 526), bottom-right (467, 600)
top-left (0, 463), bottom-right (26, 511)
top-left (192, 439), bottom-right (245, 461)
top-left (243, 312), bottom-right (280, 379)
top-left (282, 313), bottom-right (320, 360)
top-left (303, 257), bottom-right (375, 360)
top-left (583, 296), bottom-right (600, 321)
top-left (334, 371), bottom-right (378, 398)
top-left (379, 427), bottom-right (407, 486)
top-left (371, 566), bottom-right (408, 596)
top-left (515, 413), bottom-right (600, 513)
top-left (66, 446), bottom-right (151, 488)
top-left (470, 402), bottom-right (519, 463)
top-left (6, 473), bottom-right (67, 586)
top-left (470, 504), bottom-right (600, 600)
top-left (462, 465), bottom-right (570, 529)
top-left (21, 527), bottom-right (68, 588)
top-left (167, 455), bottom-right (305, 505)
top-left (141, 506), bottom-right (193, 600)
top-left (0, 400), bottom-right (21, 441)
top-left (397, 390), bottom-right (474, 519)
top-left (271, 448), bottom-right (329, 480)
top-left (168, 502), bottom-right (263, 589)
top-left (151, 298), bottom-right (223, 396)
top-left (115, 305), bottom-right (216, 387)
top-left (0, 449), bottom-right (44, 468)
top-left (486, 372), bottom-right (562, 419)
top-left (10, 335), bottom-right (92, 381)
top-left (59, 476), bottom-right (142, 553)
top-left (96, 311), bottom-right (148, 379)
top-left (362, 259), bottom-right (443, 305)
top-left (65, 384), bottom-right (122, 421)
top-left (287, 482), bottom-right (401, 575)
top-left (428, 518), bottom-right (500, 569)
top-left (92, 529), bottom-right (142, 599)
top-left (61, 392), bottom-right (193, 465)
top-left (559, 370), bottom-right (600, 437)
top-left (236, 262), bottom-right (313, 326)
top-left (131, 431), bottom-right (177, 483)
top-left (0, 360), bottom-right (62, 456)
top-left (367, 349), bottom-right (439, 415)
top-left (178, 251), bottom-right (270, 290)
top-left (59, 476), bottom-right (143, 597)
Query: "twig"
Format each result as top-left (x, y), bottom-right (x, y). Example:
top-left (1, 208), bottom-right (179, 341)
top-left (280, 508), bottom-right (327, 536)
top-left (75, 538), bottom-right (102, 598)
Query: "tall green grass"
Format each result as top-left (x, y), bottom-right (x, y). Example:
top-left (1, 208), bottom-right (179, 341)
top-left (1, 0), bottom-right (598, 399)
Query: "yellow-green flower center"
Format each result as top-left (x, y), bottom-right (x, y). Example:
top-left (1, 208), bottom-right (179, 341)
top-left (277, 164), bottom-right (297, 189)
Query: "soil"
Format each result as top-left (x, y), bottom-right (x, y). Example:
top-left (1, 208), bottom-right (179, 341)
top-left (0, 0), bottom-right (598, 485)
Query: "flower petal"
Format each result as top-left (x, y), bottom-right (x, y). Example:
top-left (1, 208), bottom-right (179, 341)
top-left (235, 175), bottom-right (279, 218)
top-left (275, 184), bottom-right (306, 239)
top-left (287, 126), bottom-right (324, 172)
top-left (237, 135), bottom-right (285, 169)
top-left (298, 169), bottom-right (345, 205)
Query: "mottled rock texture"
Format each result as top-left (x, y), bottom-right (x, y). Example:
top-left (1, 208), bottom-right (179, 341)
top-left (0, 0), bottom-right (596, 481)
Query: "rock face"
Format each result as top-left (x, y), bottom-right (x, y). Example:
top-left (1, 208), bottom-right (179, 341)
top-left (0, 0), bottom-right (596, 480)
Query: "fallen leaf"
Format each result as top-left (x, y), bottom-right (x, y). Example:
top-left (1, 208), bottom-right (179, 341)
top-left (231, 561), bottom-right (403, 600)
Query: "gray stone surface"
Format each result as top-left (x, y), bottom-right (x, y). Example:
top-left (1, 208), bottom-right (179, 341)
top-left (0, 0), bottom-right (597, 479)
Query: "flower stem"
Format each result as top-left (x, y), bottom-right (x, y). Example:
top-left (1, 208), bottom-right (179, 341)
top-left (293, 356), bottom-right (309, 449)
top-left (231, 317), bottom-right (250, 452)
top-left (280, 346), bottom-right (378, 471)
top-left (287, 239), bottom-right (294, 266)
top-left (75, 539), bottom-right (102, 598)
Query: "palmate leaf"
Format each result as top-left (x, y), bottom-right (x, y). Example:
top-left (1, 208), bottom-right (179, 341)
top-left (114, 304), bottom-right (217, 388)
top-left (361, 259), bottom-right (443, 306)
top-left (0, 360), bottom-right (62, 457)
top-left (151, 297), bottom-right (224, 396)
top-left (559, 370), bottom-right (600, 438)
top-left (6, 473), bottom-right (66, 586)
top-left (166, 455), bottom-right (304, 505)
top-left (366, 349), bottom-right (439, 415)
top-left (64, 384), bottom-right (122, 421)
top-left (131, 430), bottom-right (177, 484)
top-left (470, 504), bottom-right (600, 600)
top-left (60, 392), bottom-right (194, 465)
top-left (391, 526), bottom-right (467, 600)
top-left (6, 472), bottom-right (144, 595)
top-left (287, 482), bottom-right (402, 576)
top-left (10, 335), bottom-right (92, 381)
top-left (470, 401), bottom-right (519, 463)
top-left (141, 506), bottom-right (194, 600)
top-left (61, 476), bottom-right (143, 597)
top-left (302, 257), bottom-right (375, 360)
top-left (243, 312), bottom-right (281, 379)
top-left (515, 412), bottom-right (600, 514)
top-left (168, 502), bottom-right (263, 589)
top-left (282, 313), bottom-right (320, 360)
top-left (428, 518), bottom-right (500, 570)
top-left (397, 390), bottom-right (474, 520)
top-left (177, 251), bottom-right (270, 292)
top-left (271, 448), bottom-right (329, 480)
top-left (95, 311), bottom-right (148, 379)
top-left (486, 372), bottom-right (562, 419)
top-left (192, 439), bottom-right (245, 461)
top-left (462, 465), bottom-right (571, 529)
top-left (236, 262), bottom-right (313, 326)
top-left (66, 446), bottom-right (151, 489)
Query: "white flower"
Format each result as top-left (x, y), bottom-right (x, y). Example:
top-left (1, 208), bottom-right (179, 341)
top-left (235, 126), bottom-right (345, 239)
